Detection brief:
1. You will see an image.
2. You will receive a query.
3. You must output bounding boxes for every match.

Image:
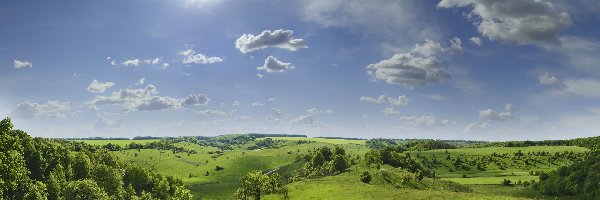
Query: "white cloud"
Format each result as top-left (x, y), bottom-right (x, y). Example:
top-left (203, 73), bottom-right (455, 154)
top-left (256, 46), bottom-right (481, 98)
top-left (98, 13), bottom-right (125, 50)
top-left (144, 57), bottom-right (161, 65)
top-left (449, 37), bottom-right (463, 51)
top-left (291, 115), bottom-right (315, 125)
top-left (538, 73), bottom-right (560, 85)
top-left (87, 80), bottom-right (115, 93)
top-left (182, 94), bottom-right (210, 106)
top-left (266, 108), bottom-right (283, 122)
top-left (306, 108), bottom-right (333, 114)
top-left (235, 29), bottom-right (307, 53)
top-left (400, 115), bottom-right (455, 126)
top-left (161, 63), bottom-right (170, 69)
top-left (197, 109), bottom-right (227, 116)
top-left (137, 78), bottom-right (146, 85)
top-left (257, 56), bottom-right (294, 73)
top-left (359, 94), bottom-right (409, 106)
top-left (470, 37), bottom-right (483, 46)
top-left (562, 79), bottom-right (600, 98)
top-left (300, 0), bottom-right (430, 43)
top-left (465, 122), bottom-right (490, 133)
top-left (479, 103), bottom-right (514, 121)
top-left (88, 84), bottom-right (209, 111)
top-left (438, 0), bottom-right (571, 46)
top-left (367, 40), bottom-right (451, 87)
top-left (135, 96), bottom-right (181, 111)
top-left (11, 100), bottom-right (71, 119)
top-left (180, 49), bottom-right (224, 64)
top-left (232, 100), bottom-right (240, 107)
top-left (383, 107), bottom-right (400, 115)
top-left (122, 59), bottom-right (141, 66)
top-left (257, 74), bottom-right (264, 78)
top-left (250, 102), bottom-right (265, 106)
top-left (13, 60), bottom-right (32, 69)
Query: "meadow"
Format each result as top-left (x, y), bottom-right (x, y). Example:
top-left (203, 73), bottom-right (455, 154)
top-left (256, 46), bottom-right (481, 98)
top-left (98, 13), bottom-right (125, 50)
top-left (76, 136), bottom-right (593, 199)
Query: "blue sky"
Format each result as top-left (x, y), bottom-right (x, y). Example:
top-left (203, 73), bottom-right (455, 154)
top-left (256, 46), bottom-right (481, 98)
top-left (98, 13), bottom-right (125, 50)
top-left (1, 0), bottom-right (600, 140)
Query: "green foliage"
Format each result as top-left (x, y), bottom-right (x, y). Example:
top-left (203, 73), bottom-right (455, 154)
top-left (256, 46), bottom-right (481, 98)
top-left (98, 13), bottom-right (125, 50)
top-left (538, 152), bottom-right (600, 198)
top-left (0, 118), bottom-right (193, 200)
top-left (359, 171), bottom-right (371, 183)
top-left (235, 170), bottom-right (287, 200)
top-left (63, 179), bottom-right (109, 200)
top-left (365, 147), bottom-right (433, 178)
top-left (296, 146), bottom-right (351, 178)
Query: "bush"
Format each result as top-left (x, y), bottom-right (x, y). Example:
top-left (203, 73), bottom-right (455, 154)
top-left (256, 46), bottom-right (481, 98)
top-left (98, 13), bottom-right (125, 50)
top-left (501, 179), bottom-right (512, 186)
top-left (360, 171), bottom-right (372, 183)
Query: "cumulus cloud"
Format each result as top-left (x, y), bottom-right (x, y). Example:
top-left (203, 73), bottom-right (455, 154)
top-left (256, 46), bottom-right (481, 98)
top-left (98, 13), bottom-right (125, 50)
top-left (87, 80), bottom-right (115, 93)
top-left (257, 56), bottom-right (294, 73)
top-left (235, 29), bottom-right (307, 53)
top-left (13, 60), bottom-right (32, 69)
top-left (88, 84), bottom-right (209, 111)
top-left (137, 78), bottom-right (146, 86)
top-left (438, 0), bottom-right (571, 46)
top-left (11, 100), bottom-right (71, 119)
top-left (257, 74), bottom-right (264, 78)
top-left (265, 108), bottom-right (283, 122)
top-left (180, 49), bottom-right (224, 64)
top-left (367, 40), bottom-right (451, 87)
top-left (359, 94), bottom-right (409, 106)
top-left (470, 37), bottom-right (483, 46)
top-left (400, 115), bottom-right (455, 126)
top-left (306, 108), bottom-right (333, 114)
top-left (122, 59), bottom-right (141, 66)
top-left (182, 94), bottom-right (210, 106)
top-left (479, 103), bottom-right (514, 121)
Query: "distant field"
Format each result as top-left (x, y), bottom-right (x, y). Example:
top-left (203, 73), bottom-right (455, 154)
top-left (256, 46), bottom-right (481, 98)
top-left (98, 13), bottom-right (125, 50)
top-left (75, 139), bottom-right (159, 146)
top-left (265, 137), bottom-right (366, 145)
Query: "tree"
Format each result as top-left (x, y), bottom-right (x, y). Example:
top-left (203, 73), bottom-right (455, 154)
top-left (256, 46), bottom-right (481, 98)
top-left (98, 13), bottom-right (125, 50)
top-left (235, 170), bottom-right (287, 200)
top-left (123, 165), bottom-right (151, 195)
top-left (331, 155), bottom-right (349, 173)
top-left (72, 152), bottom-right (92, 180)
top-left (63, 179), bottom-right (109, 200)
top-left (91, 164), bottom-right (124, 197)
top-left (360, 171), bottom-right (372, 183)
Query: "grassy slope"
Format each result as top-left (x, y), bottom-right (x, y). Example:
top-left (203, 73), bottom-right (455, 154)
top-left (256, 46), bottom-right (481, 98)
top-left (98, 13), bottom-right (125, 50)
top-left (74, 139), bottom-right (159, 146)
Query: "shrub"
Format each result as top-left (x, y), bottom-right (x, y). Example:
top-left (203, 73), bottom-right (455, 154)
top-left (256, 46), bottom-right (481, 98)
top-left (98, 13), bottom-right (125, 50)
top-left (360, 171), bottom-right (372, 183)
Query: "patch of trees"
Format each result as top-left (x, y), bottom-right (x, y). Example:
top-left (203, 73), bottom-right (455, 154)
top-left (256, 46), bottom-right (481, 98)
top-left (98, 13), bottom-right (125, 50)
top-left (294, 146), bottom-right (351, 179)
top-left (537, 152), bottom-right (600, 199)
top-left (63, 137), bottom-right (129, 140)
top-left (366, 139), bottom-right (456, 151)
top-left (0, 117), bottom-right (193, 200)
top-left (314, 136), bottom-right (364, 140)
top-left (235, 170), bottom-right (288, 200)
top-left (132, 136), bottom-right (163, 140)
top-left (364, 147), bottom-right (434, 178)
top-left (247, 138), bottom-right (285, 150)
top-left (470, 136), bottom-right (600, 151)
top-left (247, 133), bottom-right (307, 138)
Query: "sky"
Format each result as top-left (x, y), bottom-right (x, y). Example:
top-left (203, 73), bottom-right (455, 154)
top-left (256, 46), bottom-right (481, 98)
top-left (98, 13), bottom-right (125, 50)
top-left (1, 0), bottom-right (600, 141)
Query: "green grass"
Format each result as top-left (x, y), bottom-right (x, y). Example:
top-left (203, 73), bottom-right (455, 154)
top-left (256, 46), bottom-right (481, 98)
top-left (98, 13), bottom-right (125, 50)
top-left (264, 171), bottom-right (527, 200)
top-left (442, 175), bottom-right (538, 185)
